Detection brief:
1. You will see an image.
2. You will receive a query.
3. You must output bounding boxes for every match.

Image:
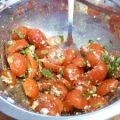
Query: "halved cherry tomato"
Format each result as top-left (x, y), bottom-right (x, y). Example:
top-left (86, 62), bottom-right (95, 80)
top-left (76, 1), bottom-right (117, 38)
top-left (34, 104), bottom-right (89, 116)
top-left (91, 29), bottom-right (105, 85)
top-left (72, 57), bottom-right (86, 68)
top-left (27, 29), bottom-right (47, 48)
top-left (88, 95), bottom-right (107, 112)
top-left (35, 94), bottom-right (63, 115)
top-left (65, 89), bottom-right (88, 109)
top-left (63, 64), bottom-right (84, 81)
top-left (35, 46), bottom-right (51, 59)
top-left (87, 7), bottom-right (101, 17)
top-left (85, 62), bottom-right (108, 85)
top-left (50, 82), bottom-right (68, 100)
top-left (88, 43), bottom-right (105, 52)
top-left (27, 54), bottom-right (38, 78)
top-left (12, 26), bottom-right (29, 40)
top-left (43, 61), bottom-right (63, 73)
top-left (97, 78), bottom-right (118, 96)
top-left (46, 35), bottom-right (64, 47)
top-left (1, 70), bottom-right (16, 86)
top-left (7, 53), bottom-right (27, 77)
top-left (47, 48), bottom-right (65, 65)
top-left (63, 48), bottom-right (78, 65)
top-left (86, 50), bottom-right (103, 67)
top-left (7, 39), bottom-right (29, 55)
top-left (23, 78), bottom-right (39, 99)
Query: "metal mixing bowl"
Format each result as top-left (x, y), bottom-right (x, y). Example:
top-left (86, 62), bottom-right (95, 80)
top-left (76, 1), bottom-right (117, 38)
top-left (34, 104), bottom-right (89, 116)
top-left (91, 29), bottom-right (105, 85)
top-left (0, 0), bottom-right (120, 119)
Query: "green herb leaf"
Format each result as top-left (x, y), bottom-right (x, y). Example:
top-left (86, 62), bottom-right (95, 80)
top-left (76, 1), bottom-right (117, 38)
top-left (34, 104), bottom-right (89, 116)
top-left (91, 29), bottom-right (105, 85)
top-left (41, 69), bottom-right (54, 80)
top-left (14, 30), bottom-right (24, 39)
top-left (88, 40), bottom-right (94, 44)
top-left (59, 35), bottom-right (64, 42)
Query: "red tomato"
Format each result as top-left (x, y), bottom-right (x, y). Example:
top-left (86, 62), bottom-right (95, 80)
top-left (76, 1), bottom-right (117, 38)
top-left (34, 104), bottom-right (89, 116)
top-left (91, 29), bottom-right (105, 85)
top-left (63, 64), bottom-right (84, 81)
top-left (72, 57), bottom-right (86, 68)
top-left (27, 54), bottom-right (38, 78)
top-left (35, 46), bottom-right (51, 59)
top-left (47, 48), bottom-right (65, 65)
top-left (88, 95), bottom-right (107, 112)
top-left (1, 70), bottom-right (16, 86)
top-left (43, 61), bottom-right (63, 73)
top-left (23, 78), bottom-right (39, 99)
top-left (63, 48), bottom-right (78, 65)
top-left (50, 83), bottom-right (68, 100)
top-left (65, 89), bottom-right (88, 109)
top-left (85, 62), bottom-right (108, 85)
top-left (87, 7), bottom-right (101, 17)
top-left (27, 29), bottom-right (47, 48)
top-left (97, 78), bottom-right (118, 96)
top-left (35, 94), bottom-right (63, 115)
top-left (88, 43), bottom-right (105, 52)
top-left (86, 50), bottom-right (103, 67)
top-left (12, 26), bottom-right (29, 40)
top-left (7, 39), bottom-right (29, 55)
top-left (7, 53), bottom-right (27, 77)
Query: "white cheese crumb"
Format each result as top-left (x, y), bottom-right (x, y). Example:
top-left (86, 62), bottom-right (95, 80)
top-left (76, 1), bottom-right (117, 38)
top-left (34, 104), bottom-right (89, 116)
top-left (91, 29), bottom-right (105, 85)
top-left (51, 86), bottom-right (62, 97)
top-left (31, 100), bottom-right (39, 110)
top-left (40, 108), bottom-right (49, 115)
top-left (7, 97), bottom-right (14, 103)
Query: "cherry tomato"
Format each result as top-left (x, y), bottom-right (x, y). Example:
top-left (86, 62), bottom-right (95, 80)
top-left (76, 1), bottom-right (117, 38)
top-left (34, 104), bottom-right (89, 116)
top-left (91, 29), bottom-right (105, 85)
top-left (87, 7), bottom-right (101, 17)
top-left (12, 26), bottom-right (29, 40)
top-left (1, 70), bottom-right (16, 86)
top-left (86, 50), bottom-right (103, 67)
top-left (72, 57), bottom-right (86, 68)
top-left (7, 39), bottom-right (29, 55)
top-left (35, 94), bottom-right (63, 115)
top-left (63, 64), bottom-right (84, 81)
top-left (88, 95), bottom-right (107, 112)
top-left (88, 42), bottom-right (105, 52)
top-left (23, 78), bottom-right (39, 99)
top-left (50, 82), bottom-right (68, 100)
top-left (97, 78), bottom-right (118, 96)
top-left (85, 62), bottom-right (108, 85)
top-left (35, 46), bottom-right (51, 59)
top-left (63, 48), bottom-right (78, 65)
top-left (47, 48), bottom-right (65, 65)
top-left (65, 89), bottom-right (88, 109)
top-left (27, 54), bottom-right (38, 78)
top-left (43, 61), bottom-right (63, 73)
top-left (63, 101), bottom-right (73, 113)
top-left (7, 53), bottom-right (27, 77)
top-left (27, 29), bottom-right (47, 48)
top-left (46, 35), bottom-right (64, 47)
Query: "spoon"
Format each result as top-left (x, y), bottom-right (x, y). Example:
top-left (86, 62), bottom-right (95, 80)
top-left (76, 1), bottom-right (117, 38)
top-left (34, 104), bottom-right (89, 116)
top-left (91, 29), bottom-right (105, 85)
top-left (62, 0), bottom-right (77, 49)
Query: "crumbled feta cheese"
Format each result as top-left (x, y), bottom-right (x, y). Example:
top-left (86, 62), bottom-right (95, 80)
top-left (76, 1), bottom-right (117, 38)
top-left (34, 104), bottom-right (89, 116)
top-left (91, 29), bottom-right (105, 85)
top-left (51, 86), bottom-right (62, 97)
top-left (31, 100), bottom-right (39, 110)
top-left (7, 56), bottom-right (13, 64)
top-left (29, 45), bottom-right (35, 54)
top-left (1, 75), bottom-right (12, 84)
top-left (7, 97), bottom-right (14, 103)
top-left (40, 108), bottom-right (49, 115)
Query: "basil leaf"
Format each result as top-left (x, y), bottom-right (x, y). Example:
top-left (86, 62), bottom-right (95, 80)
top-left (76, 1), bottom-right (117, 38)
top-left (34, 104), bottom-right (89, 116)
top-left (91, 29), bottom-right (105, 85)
top-left (14, 30), bottom-right (24, 39)
top-left (41, 69), bottom-right (54, 80)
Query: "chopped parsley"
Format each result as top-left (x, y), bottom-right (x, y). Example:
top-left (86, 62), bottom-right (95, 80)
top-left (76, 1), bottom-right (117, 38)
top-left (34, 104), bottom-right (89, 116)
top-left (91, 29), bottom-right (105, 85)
top-left (59, 35), bottom-right (64, 42)
top-left (41, 69), bottom-right (55, 80)
top-left (14, 30), bottom-right (24, 39)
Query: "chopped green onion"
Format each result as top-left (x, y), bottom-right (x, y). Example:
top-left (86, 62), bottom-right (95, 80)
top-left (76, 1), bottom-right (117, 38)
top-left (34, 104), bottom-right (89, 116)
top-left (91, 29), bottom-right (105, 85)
top-left (14, 30), bottom-right (24, 39)
top-left (41, 69), bottom-right (55, 80)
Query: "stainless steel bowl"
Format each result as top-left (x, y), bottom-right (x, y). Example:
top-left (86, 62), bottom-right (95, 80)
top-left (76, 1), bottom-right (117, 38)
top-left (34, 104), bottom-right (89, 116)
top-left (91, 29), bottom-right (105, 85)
top-left (0, 0), bottom-right (120, 119)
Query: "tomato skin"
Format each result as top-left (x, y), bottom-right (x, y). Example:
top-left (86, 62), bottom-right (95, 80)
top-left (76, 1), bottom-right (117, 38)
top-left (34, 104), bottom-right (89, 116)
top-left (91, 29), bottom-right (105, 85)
top-left (1, 70), bottom-right (16, 86)
top-left (63, 48), bottom-right (78, 65)
top-left (43, 61), bottom-right (63, 73)
top-left (27, 54), bottom-right (38, 78)
top-left (50, 83), bottom-right (68, 100)
top-left (87, 7), bottom-right (101, 16)
top-left (65, 89), bottom-right (88, 109)
top-left (85, 62), bottom-right (108, 85)
top-left (27, 29), bottom-right (47, 48)
top-left (86, 50), bottom-right (103, 67)
top-left (63, 64), bottom-right (84, 81)
top-left (97, 78), bottom-right (118, 96)
top-left (72, 57), bottom-right (86, 68)
top-left (23, 78), bottom-right (39, 99)
top-left (8, 53), bottom-right (27, 77)
top-left (35, 94), bottom-right (63, 115)
top-left (7, 39), bottom-right (29, 55)
top-left (12, 26), bottom-right (29, 40)
top-left (88, 95), bottom-right (107, 112)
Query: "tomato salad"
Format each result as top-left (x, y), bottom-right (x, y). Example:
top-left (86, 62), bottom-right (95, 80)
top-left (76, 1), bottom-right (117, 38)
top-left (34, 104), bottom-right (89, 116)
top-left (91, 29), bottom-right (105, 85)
top-left (0, 26), bottom-right (120, 116)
